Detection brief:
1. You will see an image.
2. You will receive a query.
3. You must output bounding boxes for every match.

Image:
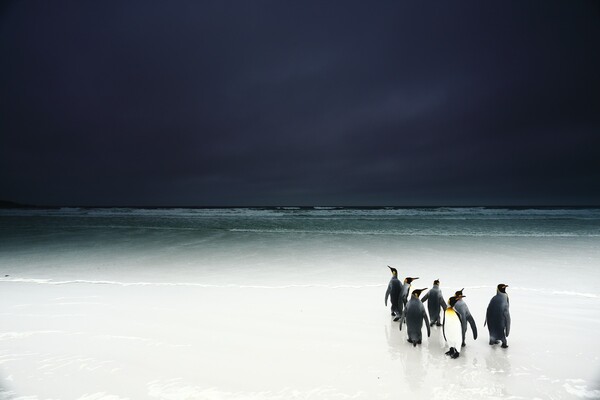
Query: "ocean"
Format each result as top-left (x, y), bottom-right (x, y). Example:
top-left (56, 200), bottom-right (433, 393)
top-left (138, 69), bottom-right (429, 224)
top-left (1, 206), bottom-right (599, 289)
top-left (0, 207), bottom-right (599, 399)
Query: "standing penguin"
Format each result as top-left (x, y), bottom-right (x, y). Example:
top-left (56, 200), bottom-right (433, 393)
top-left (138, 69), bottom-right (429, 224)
top-left (485, 284), bottom-right (511, 348)
top-left (421, 279), bottom-right (447, 326)
top-left (400, 277), bottom-right (419, 311)
top-left (453, 288), bottom-right (478, 347)
top-left (384, 266), bottom-right (402, 321)
top-left (399, 288), bottom-right (430, 346)
top-left (443, 296), bottom-right (463, 358)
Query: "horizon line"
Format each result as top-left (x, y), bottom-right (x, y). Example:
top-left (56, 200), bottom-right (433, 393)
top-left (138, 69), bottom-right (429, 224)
top-left (1, 200), bottom-right (599, 210)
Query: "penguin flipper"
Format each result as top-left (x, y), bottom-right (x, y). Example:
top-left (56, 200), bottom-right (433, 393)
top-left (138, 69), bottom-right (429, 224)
top-left (385, 285), bottom-right (390, 306)
top-left (467, 313), bottom-right (478, 340)
top-left (440, 293), bottom-right (447, 311)
top-left (398, 310), bottom-right (406, 331)
top-left (456, 312), bottom-right (465, 344)
top-left (421, 292), bottom-right (429, 303)
top-left (423, 310), bottom-right (431, 337)
top-left (442, 312), bottom-right (447, 342)
top-left (504, 308), bottom-right (511, 337)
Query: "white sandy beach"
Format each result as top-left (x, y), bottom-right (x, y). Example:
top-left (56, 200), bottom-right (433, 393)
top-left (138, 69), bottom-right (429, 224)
top-left (0, 208), bottom-right (599, 399)
top-left (0, 279), bottom-right (599, 399)
top-left (1, 278), bottom-right (599, 398)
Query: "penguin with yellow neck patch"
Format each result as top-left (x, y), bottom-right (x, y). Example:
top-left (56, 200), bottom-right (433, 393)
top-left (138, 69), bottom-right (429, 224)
top-left (485, 284), bottom-right (511, 348)
top-left (443, 296), bottom-right (463, 358)
top-left (400, 276), bottom-right (419, 308)
top-left (399, 288), bottom-right (430, 346)
top-left (384, 266), bottom-right (402, 320)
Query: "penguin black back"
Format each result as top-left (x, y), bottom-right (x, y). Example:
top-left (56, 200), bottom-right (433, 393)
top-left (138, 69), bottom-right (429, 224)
top-left (486, 284), bottom-right (511, 348)
top-left (421, 279), bottom-right (447, 327)
top-left (385, 266), bottom-right (402, 319)
top-left (400, 287), bottom-right (430, 346)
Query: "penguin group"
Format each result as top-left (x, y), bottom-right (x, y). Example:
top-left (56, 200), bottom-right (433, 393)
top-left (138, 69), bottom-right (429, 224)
top-left (385, 266), bottom-right (511, 358)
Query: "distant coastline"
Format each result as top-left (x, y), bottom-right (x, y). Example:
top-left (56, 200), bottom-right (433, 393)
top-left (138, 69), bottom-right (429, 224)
top-left (0, 200), bottom-right (598, 210)
top-left (0, 200), bottom-right (38, 209)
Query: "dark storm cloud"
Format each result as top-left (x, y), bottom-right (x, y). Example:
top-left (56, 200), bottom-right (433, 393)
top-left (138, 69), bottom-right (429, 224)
top-left (1, 1), bottom-right (599, 206)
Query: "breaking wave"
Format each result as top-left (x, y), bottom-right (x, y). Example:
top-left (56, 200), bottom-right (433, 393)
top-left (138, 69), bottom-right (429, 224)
top-left (2, 206), bottom-right (600, 220)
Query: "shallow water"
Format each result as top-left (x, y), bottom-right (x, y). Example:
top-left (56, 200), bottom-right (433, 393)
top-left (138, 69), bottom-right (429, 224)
top-left (0, 207), bottom-right (599, 399)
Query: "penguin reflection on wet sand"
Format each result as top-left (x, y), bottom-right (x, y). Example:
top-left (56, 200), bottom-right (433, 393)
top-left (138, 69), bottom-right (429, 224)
top-left (486, 284), bottom-right (511, 348)
top-left (421, 279), bottom-right (447, 327)
top-left (399, 288), bottom-right (430, 347)
top-left (443, 296), bottom-right (462, 359)
top-left (453, 288), bottom-right (478, 347)
top-left (384, 266), bottom-right (402, 321)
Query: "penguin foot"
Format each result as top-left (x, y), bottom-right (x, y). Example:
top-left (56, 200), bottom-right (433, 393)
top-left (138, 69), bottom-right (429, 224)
top-left (393, 315), bottom-right (400, 322)
top-left (430, 322), bottom-right (435, 327)
top-left (413, 341), bottom-right (417, 347)
top-left (461, 342), bottom-right (466, 347)
top-left (407, 338), bottom-right (413, 343)
top-left (501, 343), bottom-right (508, 348)
top-left (391, 312), bottom-right (396, 316)
top-left (436, 322), bottom-right (442, 327)
top-left (445, 347), bottom-right (458, 357)
top-left (451, 350), bottom-right (460, 359)
top-left (417, 339), bottom-right (422, 344)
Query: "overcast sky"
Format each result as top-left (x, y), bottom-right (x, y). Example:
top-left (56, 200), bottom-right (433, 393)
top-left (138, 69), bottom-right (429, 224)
top-left (1, 1), bottom-right (599, 206)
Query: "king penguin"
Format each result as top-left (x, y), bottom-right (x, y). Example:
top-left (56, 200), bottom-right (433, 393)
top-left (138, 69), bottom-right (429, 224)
top-left (453, 288), bottom-right (478, 347)
top-left (399, 288), bottom-right (430, 346)
top-left (421, 279), bottom-right (447, 326)
top-left (384, 266), bottom-right (402, 321)
top-left (443, 296), bottom-right (463, 358)
top-left (485, 283), bottom-right (511, 348)
top-left (400, 276), bottom-right (419, 310)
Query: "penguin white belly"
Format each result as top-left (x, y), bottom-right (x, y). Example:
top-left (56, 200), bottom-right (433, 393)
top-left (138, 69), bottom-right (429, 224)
top-left (444, 309), bottom-right (462, 350)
